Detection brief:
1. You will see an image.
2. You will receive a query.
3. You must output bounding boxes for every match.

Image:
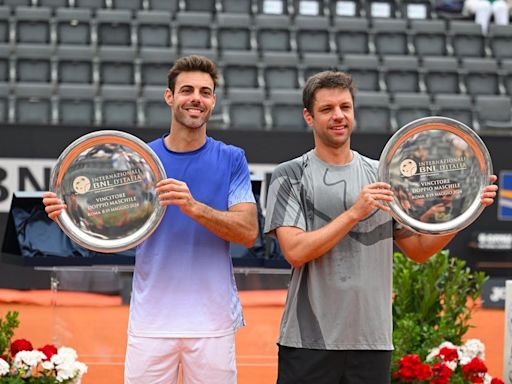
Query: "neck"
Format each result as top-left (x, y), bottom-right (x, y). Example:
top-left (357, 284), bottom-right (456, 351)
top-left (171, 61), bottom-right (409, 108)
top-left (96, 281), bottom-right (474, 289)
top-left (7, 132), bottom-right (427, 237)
top-left (164, 123), bottom-right (207, 152)
top-left (314, 142), bottom-right (353, 165)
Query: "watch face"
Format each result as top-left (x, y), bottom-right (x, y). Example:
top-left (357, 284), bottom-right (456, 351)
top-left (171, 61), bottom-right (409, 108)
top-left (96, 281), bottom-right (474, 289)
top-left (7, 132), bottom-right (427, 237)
top-left (72, 176), bottom-right (91, 194)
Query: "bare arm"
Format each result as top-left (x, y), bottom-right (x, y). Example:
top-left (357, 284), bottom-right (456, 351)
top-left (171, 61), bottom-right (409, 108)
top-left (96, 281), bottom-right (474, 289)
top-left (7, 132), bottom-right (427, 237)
top-left (275, 182), bottom-right (394, 268)
top-left (395, 175), bottom-right (499, 263)
top-left (156, 178), bottom-right (258, 248)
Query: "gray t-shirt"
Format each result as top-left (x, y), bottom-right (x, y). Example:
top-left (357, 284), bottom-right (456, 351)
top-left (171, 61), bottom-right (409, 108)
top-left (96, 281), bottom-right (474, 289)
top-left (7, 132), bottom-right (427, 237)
top-left (264, 150), bottom-right (394, 350)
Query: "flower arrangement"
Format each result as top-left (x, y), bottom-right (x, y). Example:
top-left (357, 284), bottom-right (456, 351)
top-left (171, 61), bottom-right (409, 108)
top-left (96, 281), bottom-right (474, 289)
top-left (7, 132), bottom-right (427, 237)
top-left (0, 311), bottom-right (87, 383)
top-left (393, 339), bottom-right (503, 384)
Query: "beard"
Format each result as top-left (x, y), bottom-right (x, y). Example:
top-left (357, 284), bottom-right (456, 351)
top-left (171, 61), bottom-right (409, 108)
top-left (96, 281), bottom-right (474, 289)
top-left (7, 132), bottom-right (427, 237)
top-left (173, 107), bottom-right (212, 130)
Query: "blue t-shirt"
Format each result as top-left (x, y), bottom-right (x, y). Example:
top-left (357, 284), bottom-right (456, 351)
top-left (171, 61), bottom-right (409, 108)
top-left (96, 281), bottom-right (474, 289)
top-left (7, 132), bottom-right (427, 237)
top-left (128, 136), bottom-right (255, 337)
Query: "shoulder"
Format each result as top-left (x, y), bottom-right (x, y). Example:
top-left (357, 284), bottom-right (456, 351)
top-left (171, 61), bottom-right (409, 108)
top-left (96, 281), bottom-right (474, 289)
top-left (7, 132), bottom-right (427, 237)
top-left (355, 152), bottom-right (379, 173)
top-left (272, 155), bottom-right (307, 181)
top-left (207, 136), bottom-right (246, 159)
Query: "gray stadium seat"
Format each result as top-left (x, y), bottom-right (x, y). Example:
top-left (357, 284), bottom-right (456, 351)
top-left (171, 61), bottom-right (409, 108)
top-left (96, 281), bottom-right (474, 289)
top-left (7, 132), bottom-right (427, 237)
top-left (401, 0), bottom-right (432, 19)
top-left (136, 10), bottom-right (172, 47)
top-left (222, 50), bottom-right (260, 89)
top-left (183, 0), bottom-right (215, 12)
top-left (56, 45), bottom-right (94, 84)
top-left (502, 59), bottom-right (512, 96)
top-left (148, 0), bottom-right (179, 13)
top-left (14, 83), bottom-right (54, 125)
top-left (219, 0), bottom-right (253, 13)
top-left (475, 95), bottom-right (512, 130)
top-left (96, 9), bottom-right (133, 46)
top-left (14, 44), bottom-right (53, 83)
top-left (98, 46), bottom-right (137, 85)
top-left (99, 85), bottom-right (139, 127)
top-left (226, 88), bottom-right (266, 130)
top-left (0, 45), bottom-right (9, 83)
top-left (269, 88), bottom-right (307, 131)
top-left (141, 85), bottom-right (169, 128)
top-left (354, 91), bottom-right (391, 132)
top-left (4, 0), bottom-right (31, 7)
top-left (262, 51), bottom-right (300, 89)
top-left (433, 94), bottom-right (473, 128)
top-left (55, 8), bottom-right (92, 45)
top-left (341, 54), bottom-right (380, 91)
top-left (365, 0), bottom-right (397, 18)
top-left (462, 58), bottom-right (500, 96)
top-left (255, 14), bottom-right (293, 52)
top-left (39, 0), bottom-right (69, 8)
top-left (423, 56), bottom-right (460, 95)
top-left (139, 47), bottom-right (177, 86)
top-left (292, 0), bottom-right (326, 16)
top-left (330, 0), bottom-right (362, 17)
top-left (176, 12), bottom-right (213, 50)
top-left (0, 83), bottom-right (9, 123)
top-left (333, 17), bottom-right (370, 55)
top-left (111, 0), bottom-right (144, 11)
top-left (257, 0), bottom-right (289, 15)
top-left (410, 19), bottom-right (447, 57)
top-left (450, 21), bottom-right (485, 58)
top-left (15, 6), bottom-right (52, 44)
top-left (489, 24), bottom-right (512, 59)
top-left (372, 18), bottom-right (409, 56)
top-left (301, 52), bottom-right (339, 83)
top-left (294, 15), bottom-right (331, 53)
top-left (0, 7), bottom-right (10, 44)
top-left (382, 55), bottom-right (420, 94)
top-left (57, 83), bottom-right (96, 126)
top-left (393, 92), bottom-right (431, 130)
top-left (217, 13), bottom-right (253, 52)
top-left (74, 0), bottom-right (105, 10)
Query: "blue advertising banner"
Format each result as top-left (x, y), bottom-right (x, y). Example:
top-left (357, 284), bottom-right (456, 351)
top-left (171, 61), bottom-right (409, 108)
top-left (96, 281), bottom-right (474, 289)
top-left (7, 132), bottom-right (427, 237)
top-left (499, 170), bottom-right (512, 220)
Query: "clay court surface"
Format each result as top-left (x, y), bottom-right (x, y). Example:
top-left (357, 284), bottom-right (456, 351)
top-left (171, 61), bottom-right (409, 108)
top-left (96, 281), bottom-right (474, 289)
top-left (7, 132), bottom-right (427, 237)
top-left (0, 289), bottom-right (505, 383)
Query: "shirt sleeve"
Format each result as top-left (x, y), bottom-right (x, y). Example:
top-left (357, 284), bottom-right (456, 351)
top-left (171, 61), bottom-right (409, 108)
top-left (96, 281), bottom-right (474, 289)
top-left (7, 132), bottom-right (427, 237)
top-left (228, 148), bottom-right (256, 208)
top-left (264, 161), bottom-right (307, 236)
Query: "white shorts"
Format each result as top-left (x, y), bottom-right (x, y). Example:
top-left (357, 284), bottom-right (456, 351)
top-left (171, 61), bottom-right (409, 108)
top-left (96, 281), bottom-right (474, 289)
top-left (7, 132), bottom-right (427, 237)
top-left (124, 333), bottom-right (237, 384)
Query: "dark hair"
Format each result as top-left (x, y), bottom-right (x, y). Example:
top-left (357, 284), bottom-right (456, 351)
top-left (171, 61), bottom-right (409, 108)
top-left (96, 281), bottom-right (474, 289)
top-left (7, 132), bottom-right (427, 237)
top-left (167, 55), bottom-right (219, 92)
top-left (303, 71), bottom-right (356, 115)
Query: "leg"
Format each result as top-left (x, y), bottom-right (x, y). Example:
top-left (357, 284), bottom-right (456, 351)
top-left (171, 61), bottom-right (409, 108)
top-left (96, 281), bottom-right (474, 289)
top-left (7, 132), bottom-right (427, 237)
top-left (181, 334), bottom-right (237, 384)
top-left (492, 0), bottom-right (509, 25)
top-left (124, 334), bottom-right (180, 384)
top-left (341, 350), bottom-right (392, 384)
top-left (277, 345), bottom-right (343, 384)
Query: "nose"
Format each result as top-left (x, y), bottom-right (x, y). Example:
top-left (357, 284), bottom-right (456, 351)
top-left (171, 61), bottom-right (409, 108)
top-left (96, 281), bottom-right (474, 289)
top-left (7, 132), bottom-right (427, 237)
top-left (332, 106), bottom-right (344, 121)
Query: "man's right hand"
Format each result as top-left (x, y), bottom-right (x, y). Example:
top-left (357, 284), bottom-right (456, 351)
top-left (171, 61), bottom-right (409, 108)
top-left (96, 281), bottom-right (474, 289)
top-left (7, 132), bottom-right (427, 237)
top-left (349, 182), bottom-right (394, 221)
top-left (42, 192), bottom-right (67, 221)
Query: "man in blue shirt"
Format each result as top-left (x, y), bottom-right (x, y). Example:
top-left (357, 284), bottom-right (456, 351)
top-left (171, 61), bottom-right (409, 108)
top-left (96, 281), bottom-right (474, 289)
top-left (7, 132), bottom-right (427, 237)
top-left (43, 55), bottom-right (258, 384)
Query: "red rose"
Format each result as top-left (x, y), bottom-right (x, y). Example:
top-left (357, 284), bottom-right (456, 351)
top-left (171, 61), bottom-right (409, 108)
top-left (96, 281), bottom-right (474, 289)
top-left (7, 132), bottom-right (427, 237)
top-left (10, 339), bottom-right (33, 356)
top-left (430, 378), bottom-right (450, 384)
top-left (38, 344), bottom-right (58, 360)
top-left (394, 354), bottom-right (432, 382)
top-left (462, 357), bottom-right (487, 383)
top-left (438, 346), bottom-right (458, 362)
top-left (490, 379), bottom-right (505, 384)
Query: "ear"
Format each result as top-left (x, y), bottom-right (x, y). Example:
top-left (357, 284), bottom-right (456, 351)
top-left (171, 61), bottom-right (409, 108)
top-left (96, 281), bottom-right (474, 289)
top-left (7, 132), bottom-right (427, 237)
top-left (164, 88), bottom-right (173, 107)
top-left (303, 108), bottom-right (313, 127)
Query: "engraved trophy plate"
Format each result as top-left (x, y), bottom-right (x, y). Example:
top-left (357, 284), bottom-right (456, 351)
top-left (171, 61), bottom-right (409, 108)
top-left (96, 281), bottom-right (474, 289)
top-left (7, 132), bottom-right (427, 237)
top-left (378, 116), bottom-right (493, 235)
top-left (50, 130), bottom-right (167, 252)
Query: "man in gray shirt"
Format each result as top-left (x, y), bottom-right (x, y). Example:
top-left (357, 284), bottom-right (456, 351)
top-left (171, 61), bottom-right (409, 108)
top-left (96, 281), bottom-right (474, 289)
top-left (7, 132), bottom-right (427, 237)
top-left (263, 71), bottom-right (498, 384)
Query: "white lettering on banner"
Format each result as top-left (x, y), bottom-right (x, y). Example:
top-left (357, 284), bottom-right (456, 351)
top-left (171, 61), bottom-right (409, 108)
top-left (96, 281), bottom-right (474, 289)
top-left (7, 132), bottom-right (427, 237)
top-left (0, 158), bottom-right (56, 213)
top-left (0, 158), bottom-right (278, 213)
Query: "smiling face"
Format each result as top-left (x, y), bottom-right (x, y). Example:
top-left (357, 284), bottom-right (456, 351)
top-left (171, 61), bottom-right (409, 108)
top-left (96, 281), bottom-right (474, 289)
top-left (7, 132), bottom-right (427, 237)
top-left (304, 87), bottom-right (354, 151)
top-left (165, 71), bottom-right (216, 131)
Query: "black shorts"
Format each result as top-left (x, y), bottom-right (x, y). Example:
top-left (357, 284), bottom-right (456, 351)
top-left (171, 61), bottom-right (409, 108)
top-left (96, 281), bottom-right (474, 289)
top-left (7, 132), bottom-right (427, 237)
top-left (277, 345), bottom-right (392, 384)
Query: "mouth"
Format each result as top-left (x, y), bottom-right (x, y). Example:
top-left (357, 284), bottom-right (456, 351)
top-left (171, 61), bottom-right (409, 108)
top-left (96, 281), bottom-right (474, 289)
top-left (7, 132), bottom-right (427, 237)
top-left (184, 106), bottom-right (204, 117)
top-left (330, 125), bottom-right (347, 132)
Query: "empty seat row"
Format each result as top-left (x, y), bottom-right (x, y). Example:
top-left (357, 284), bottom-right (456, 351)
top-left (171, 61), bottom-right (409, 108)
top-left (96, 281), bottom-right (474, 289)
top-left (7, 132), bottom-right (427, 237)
top-left (355, 92), bottom-right (512, 133)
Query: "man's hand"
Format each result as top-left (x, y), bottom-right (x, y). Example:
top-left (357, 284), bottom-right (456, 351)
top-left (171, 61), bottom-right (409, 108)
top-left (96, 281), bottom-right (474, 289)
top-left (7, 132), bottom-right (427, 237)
top-left (349, 182), bottom-right (394, 221)
top-left (155, 178), bottom-right (197, 215)
top-left (481, 174), bottom-right (498, 206)
top-left (42, 192), bottom-right (67, 221)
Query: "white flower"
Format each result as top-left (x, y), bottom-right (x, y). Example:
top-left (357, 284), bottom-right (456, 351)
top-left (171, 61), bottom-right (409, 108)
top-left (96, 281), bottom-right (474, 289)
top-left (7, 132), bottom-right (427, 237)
top-left (0, 358), bottom-right (9, 376)
top-left (13, 350), bottom-right (46, 368)
top-left (446, 360), bottom-right (458, 371)
top-left (459, 338), bottom-right (485, 365)
top-left (57, 347), bottom-right (78, 364)
top-left (74, 361), bottom-right (88, 376)
top-left (56, 361), bottom-right (76, 382)
top-left (41, 360), bottom-right (55, 370)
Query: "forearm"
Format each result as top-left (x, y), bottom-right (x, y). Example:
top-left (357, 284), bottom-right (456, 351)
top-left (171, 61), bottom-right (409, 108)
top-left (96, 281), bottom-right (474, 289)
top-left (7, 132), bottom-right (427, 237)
top-left (185, 202), bottom-right (258, 248)
top-left (396, 232), bottom-right (456, 263)
top-left (278, 209), bottom-right (360, 267)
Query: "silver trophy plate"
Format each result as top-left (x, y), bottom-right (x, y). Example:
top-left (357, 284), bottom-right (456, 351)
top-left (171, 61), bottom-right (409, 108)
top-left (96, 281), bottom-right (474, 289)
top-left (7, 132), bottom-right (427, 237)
top-left (50, 130), bottom-right (167, 253)
top-left (378, 116), bottom-right (493, 235)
